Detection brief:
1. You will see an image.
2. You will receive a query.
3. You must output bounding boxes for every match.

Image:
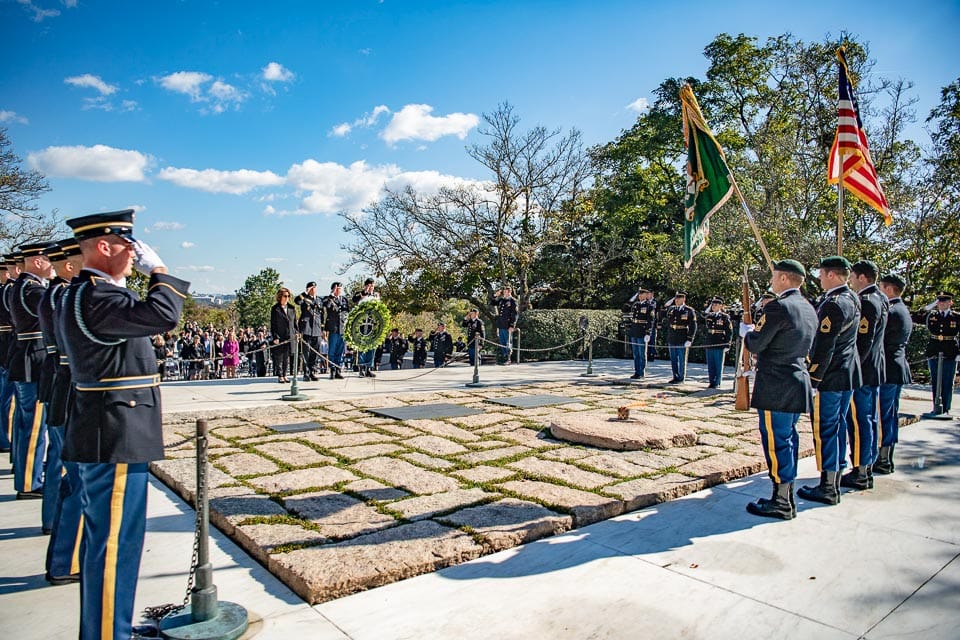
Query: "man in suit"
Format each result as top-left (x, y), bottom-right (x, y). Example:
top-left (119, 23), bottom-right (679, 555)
top-left (740, 259), bottom-right (817, 519)
top-left (797, 256), bottom-right (861, 506)
top-left (875, 273), bottom-right (912, 474)
top-left (842, 260), bottom-right (888, 490)
top-left (58, 209), bottom-right (189, 640)
top-left (663, 292), bottom-right (697, 383)
top-left (925, 292), bottom-right (958, 415)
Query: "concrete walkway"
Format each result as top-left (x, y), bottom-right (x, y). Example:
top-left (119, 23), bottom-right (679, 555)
top-left (1, 360), bottom-right (957, 639)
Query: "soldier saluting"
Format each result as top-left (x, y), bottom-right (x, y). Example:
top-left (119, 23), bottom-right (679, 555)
top-left (627, 287), bottom-right (655, 379)
top-left (925, 292), bottom-right (958, 415)
top-left (663, 291), bottom-right (697, 383)
top-left (703, 297), bottom-right (732, 388)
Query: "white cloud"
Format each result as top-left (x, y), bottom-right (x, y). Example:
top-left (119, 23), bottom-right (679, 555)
top-left (27, 144), bottom-right (151, 182)
top-left (330, 123), bottom-right (353, 137)
top-left (208, 80), bottom-right (246, 113)
top-left (158, 71), bottom-right (212, 101)
top-left (381, 104), bottom-right (479, 144)
top-left (359, 48), bottom-right (372, 56)
top-left (65, 74), bottom-right (117, 96)
top-left (181, 241), bottom-right (196, 249)
top-left (157, 167), bottom-right (284, 194)
top-left (263, 205), bottom-right (276, 215)
top-left (63, 0), bottom-right (78, 7)
top-left (120, 100), bottom-right (138, 112)
top-left (626, 97), bottom-right (650, 113)
top-left (176, 265), bottom-right (215, 272)
top-left (148, 221), bottom-right (184, 232)
top-left (262, 62), bottom-right (294, 82)
top-left (329, 105), bottom-right (390, 137)
top-left (16, 0), bottom-right (60, 22)
top-left (0, 110), bottom-right (28, 124)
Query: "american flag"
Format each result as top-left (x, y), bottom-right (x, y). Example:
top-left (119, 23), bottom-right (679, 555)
top-left (827, 47), bottom-right (892, 225)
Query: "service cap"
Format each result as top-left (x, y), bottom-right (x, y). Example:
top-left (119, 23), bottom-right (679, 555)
top-left (66, 209), bottom-right (137, 242)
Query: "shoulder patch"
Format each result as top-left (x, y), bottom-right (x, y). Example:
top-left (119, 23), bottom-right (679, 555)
top-left (755, 314), bottom-right (766, 330)
top-left (858, 317), bottom-right (870, 334)
top-left (820, 316), bottom-right (832, 333)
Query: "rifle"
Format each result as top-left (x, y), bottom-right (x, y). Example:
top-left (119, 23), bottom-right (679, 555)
top-left (735, 266), bottom-right (753, 411)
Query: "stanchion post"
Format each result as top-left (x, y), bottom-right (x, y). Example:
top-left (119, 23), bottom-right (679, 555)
top-left (934, 352), bottom-right (944, 415)
top-left (466, 333), bottom-right (484, 387)
top-left (515, 328), bottom-right (521, 364)
top-left (282, 337), bottom-right (308, 401)
top-left (581, 333), bottom-right (597, 377)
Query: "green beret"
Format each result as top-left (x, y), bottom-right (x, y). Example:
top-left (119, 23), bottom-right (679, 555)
top-left (851, 259), bottom-right (879, 279)
top-left (878, 273), bottom-right (906, 290)
top-left (773, 259), bottom-right (806, 277)
top-left (819, 255), bottom-right (852, 270)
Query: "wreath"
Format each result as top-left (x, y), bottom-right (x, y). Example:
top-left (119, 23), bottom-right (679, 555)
top-left (343, 298), bottom-right (392, 352)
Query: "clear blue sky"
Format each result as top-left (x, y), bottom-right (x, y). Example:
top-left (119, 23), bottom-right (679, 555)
top-left (2, 0), bottom-right (957, 294)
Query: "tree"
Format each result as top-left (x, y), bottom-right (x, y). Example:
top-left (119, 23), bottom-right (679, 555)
top-left (340, 103), bottom-right (590, 321)
top-left (235, 268), bottom-right (281, 328)
top-left (0, 127), bottom-right (63, 249)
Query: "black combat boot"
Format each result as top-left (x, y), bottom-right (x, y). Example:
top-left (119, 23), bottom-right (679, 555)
top-left (840, 466), bottom-right (871, 490)
top-left (746, 482), bottom-right (795, 520)
top-left (796, 471), bottom-right (840, 505)
top-left (873, 445), bottom-right (895, 474)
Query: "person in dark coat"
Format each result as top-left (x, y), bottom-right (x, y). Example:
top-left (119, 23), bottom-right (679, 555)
top-left (270, 287), bottom-right (297, 383)
top-left (409, 329), bottom-right (428, 368)
top-left (875, 273), bottom-right (912, 473)
top-left (740, 259), bottom-right (817, 519)
top-left (295, 281), bottom-right (323, 380)
top-left (431, 322), bottom-right (454, 367)
top-left (387, 328), bottom-right (407, 370)
top-left (797, 256), bottom-right (861, 506)
top-left (925, 292), bottom-right (958, 415)
top-left (322, 282), bottom-right (350, 379)
top-left (492, 287), bottom-right (518, 364)
top-left (461, 308), bottom-right (485, 367)
top-left (58, 209), bottom-right (189, 640)
top-left (842, 260), bottom-right (888, 490)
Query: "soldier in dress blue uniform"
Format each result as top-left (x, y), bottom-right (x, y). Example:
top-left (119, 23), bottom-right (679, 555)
top-left (41, 237), bottom-right (85, 583)
top-left (492, 287), bottom-right (519, 365)
top-left (322, 282), bottom-right (350, 379)
top-left (0, 256), bottom-right (17, 456)
top-left (461, 308), bottom-right (485, 367)
top-left (294, 281), bottom-right (323, 380)
top-left (646, 291), bottom-right (659, 362)
top-left (875, 273), bottom-right (912, 474)
top-left (409, 329), bottom-right (428, 368)
top-left (58, 210), bottom-right (189, 640)
top-left (663, 292), bottom-right (697, 383)
top-left (627, 288), bottom-right (655, 379)
top-left (2, 253), bottom-right (22, 467)
top-left (925, 292), bottom-right (958, 415)
top-left (386, 328), bottom-right (408, 369)
top-left (841, 260), bottom-right (888, 490)
top-left (10, 241), bottom-right (56, 500)
top-left (703, 297), bottom-right (732, 388)
top-left (797, 256), bottom-right (861, 506)
top-left (431, 322), bottom-right (454, 368)
top-left (740, 260), bottom-right (817, 519)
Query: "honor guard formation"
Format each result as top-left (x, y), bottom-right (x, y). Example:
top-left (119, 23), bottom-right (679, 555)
top-left (2, 210), bottom-right (190, 640)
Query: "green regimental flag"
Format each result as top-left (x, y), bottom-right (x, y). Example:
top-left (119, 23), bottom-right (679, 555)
top-left (680, 84), bottom-right (734, 268)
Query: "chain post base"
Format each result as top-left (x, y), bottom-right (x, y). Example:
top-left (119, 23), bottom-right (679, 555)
top-left (581, 336), bottom-right (598, 377)
top-left (283, 339), bottom-right (310, 401)
top-left (158, 601), bottom-right (248, 640)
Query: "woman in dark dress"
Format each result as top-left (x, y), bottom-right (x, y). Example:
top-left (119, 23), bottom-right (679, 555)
top-left (270, 287), bottom-right (297, 383)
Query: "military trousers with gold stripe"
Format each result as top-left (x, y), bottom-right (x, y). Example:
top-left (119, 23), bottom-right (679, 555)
top-left (843, 385), bottom-right (880, 467)
top-left (809, 389), bottom-right (853, 473)
top-left (46, 458), bottom-right (83, 579)
top-left (12, 381), bottom-right (46, 493)
top-left (756, 410), bottom-right (800, 483)
top-left (878, 383), bottom-right (903, 448)
top-left (77, 462), bottom-right (148, 640)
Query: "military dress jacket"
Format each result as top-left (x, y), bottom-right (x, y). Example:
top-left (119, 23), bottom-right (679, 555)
top-left (408, 335), bottom-right (428, 357)
top-left (58, 269), bottom-right (189, 464)
top-left (925, 309), bottom-right (959, 359)
top-left (663, 305), bottom-right (697, 345)
top-left (294, 293), bottom-right (323, 337)
top-left (9, 272), bottom-right (48, 383)
top-left (37, 276), bottom-right (68, 406)
top-left (0, 279), bottom-right (14, 370)
top-left (628, 299), bottom-right (656, 339)
top-left (461, 317), bottom-right (485, 344)
top-left (431, 331), bottom-right (454, 360)
top-left (855, 284), bottom-right (888, 387)
top-left (322, 295), bottom-right (350, 334)
top-left (743, 289), bottom-right (817, 413)
top-left (43, 278), bottom-right (73, 427)
top-left (703, 311), bottom-right (732, 348)
top-left (493, 296), bottom-right (519, 330)
top-left (883, 297), bottom-right (913, 385)
top-left (387, 335), bottom-right (408, 358)
top-left (808, 285), bottom-right (862, 391)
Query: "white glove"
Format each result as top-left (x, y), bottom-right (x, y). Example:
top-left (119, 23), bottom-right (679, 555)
top-left (743, 369), bottom-right (755, 380)
top-left (132, 239), bottom-right (165, 275)
top-left (643, 335), bottom-right (650, 343)
top-left (684, 341), bottom-right (692, 348)
top-left (738, 323), bottom-right (755, 338)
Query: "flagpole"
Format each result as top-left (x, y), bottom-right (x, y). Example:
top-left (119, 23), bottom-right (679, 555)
top-left (837, 153), bottom-right (845, 256)
top-left (725, 171), bottom-right (774, 273)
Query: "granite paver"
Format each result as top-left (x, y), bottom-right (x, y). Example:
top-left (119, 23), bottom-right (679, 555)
top-left (246, 466), bottom-right (359, 493)
top-left (352, 457), bottom-right (461, 494)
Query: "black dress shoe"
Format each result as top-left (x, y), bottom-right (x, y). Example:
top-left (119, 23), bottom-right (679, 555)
top-left (42, 527), bottom-right (52, 535)
top-left (334, 371), bottom-right (344, 379)
top-left (630, 373), bottom-right (642, 379)
top-left (797, 472), bottom-right (840, 505)
top-left (45, 572), bottom-right (80, 585)
top-left (16, 490), bottom-right (43, 500)
top-left (365, 369), bottom-right (376, 378)
top-left (840, 466), bottom-right (871, 490)
top-left (746, 482), bottom-right (795, 520)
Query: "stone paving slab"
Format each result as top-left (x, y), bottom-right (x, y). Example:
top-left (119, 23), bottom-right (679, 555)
top-left (247, 467), bottom-right (360, 493)
top-left (269, 421), bottom-right (326, 433)
top-left (485, 394), bottom-right (580, 408)
top-left (389, 488), bottom-right (496, 521)
top-left (284, 491), bottom-right (398, 539)
top-left (254, 440), bottom-right (337, 466)
top-left (550, 411), bottom-right (698, 450)
top-left (213, 452), bottom-right (281, 477)
top-left (437, 498), bottom-right (574, 551)
top-left (497, 479), bottom-right (624, 527)
top-left (368, 403), bottom-right (484, 421)
top-left (352, 457), bottom-right (461, 494)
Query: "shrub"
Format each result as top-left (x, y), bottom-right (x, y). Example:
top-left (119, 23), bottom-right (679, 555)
top-left (515, 309), bottom-right (623, 361)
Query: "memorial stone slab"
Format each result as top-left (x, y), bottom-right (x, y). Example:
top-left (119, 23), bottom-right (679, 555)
top-left (368, 403), bottom-right (483, 421)
top-left (486, 394), bottom-right (580, 409)
top-left (268, 421), bottom-right (325, 434)
top-left (549, 411), bottom-right (697, 450)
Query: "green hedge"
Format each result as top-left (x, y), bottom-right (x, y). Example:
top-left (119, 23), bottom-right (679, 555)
top-left (515, 309), bottom-right (623, 361)
top-left (907, 324), bottom-right (931, 383)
